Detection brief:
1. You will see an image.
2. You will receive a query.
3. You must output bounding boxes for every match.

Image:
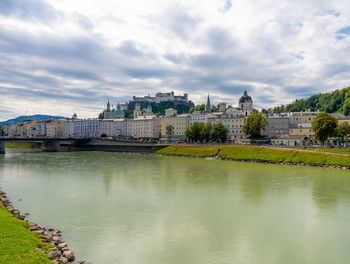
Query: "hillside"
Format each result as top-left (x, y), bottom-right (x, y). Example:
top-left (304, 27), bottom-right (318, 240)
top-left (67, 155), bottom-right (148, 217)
top-left (0, 115), bottom-right (66, 126)
top-left (268, 87), bottom-right (350, 115)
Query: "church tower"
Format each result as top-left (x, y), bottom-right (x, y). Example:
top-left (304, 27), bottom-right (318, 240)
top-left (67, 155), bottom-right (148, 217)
top-left (239, 91), bottom-right (253, 117)
top-left (205, 94), bottom-right (211, 113)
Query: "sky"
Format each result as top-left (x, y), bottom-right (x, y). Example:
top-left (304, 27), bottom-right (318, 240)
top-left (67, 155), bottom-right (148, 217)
top-left (1, 0), bottom-right (350, 120)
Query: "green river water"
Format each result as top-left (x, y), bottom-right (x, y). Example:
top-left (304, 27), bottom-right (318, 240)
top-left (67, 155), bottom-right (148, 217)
top-left (1, 150), bottom-right (350, 264)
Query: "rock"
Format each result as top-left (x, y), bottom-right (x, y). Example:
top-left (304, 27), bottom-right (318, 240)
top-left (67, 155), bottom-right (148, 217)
top-left (52, 236), bottom-right (63, 245)
top-left (60, 247), bottom-right (69, 252)
top-left (29, 226), bottom-right (39, 231)
top-left (63, 251), bottom-right (75, 262)
top-left (59, 256), bottom-right (68, 264)
top-left (33, 230), bottom-right (45, 235)
top-left (0, 197), bottom-right (8, 203)
top-left (40, 235), bottom-right (52, 243)
top-left (16, 215), bottom-right (25, 220)
top-left (52, 230), bottom-right (61, 236)
top-left (58, 242), bottom-right (67, 249)
top-left (48, 250), bottom-right (62, 260)
top-left (48, 227), bottom-right (54, 232)
top-left (78, 260), bottom-right (85, 264)
top-left (24, 212), bottom-right (30, 216)
top-left (37, 224), bottom-right (46, 230)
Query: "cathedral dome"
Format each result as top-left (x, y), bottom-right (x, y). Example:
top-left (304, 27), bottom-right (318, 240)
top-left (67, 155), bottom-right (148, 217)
top-left (239, 91), bottom-right (252, 103)
top-left (112, 109), bottom-right (124, 114)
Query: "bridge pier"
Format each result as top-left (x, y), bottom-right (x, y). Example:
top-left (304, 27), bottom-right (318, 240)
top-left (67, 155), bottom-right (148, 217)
top-left (0, 142), bottom-right (4, 154)
top-left (42, 141), bottom-right (60, 152)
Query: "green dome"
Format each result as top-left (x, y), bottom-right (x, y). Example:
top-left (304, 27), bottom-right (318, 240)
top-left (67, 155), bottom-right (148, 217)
top-left (112, 109), bottom-right (124, 114)
top-left (239, 91), bottom-right (252, 103)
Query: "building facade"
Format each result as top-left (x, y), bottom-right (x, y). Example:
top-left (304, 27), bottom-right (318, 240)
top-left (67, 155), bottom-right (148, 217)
top-left (161, 114), bottom-right (190, 138)
top-left (132, 116), bottom-right (161, 139)
top-left (74, 119), bottom-right (100, 137)
top-left (263, 115), bottom-right (290, 137)
top-left (46, 119), bottom-right (65, 137)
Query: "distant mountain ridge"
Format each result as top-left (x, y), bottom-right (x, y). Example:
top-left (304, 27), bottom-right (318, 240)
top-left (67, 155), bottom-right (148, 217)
top-left (0, 115), bottom-right (66, 126)
top-left (269, 87), bottom-right (350, 115)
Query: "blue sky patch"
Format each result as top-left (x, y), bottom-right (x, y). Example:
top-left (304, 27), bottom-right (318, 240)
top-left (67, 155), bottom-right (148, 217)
top-left (336, 26), bottom-right (350, 40)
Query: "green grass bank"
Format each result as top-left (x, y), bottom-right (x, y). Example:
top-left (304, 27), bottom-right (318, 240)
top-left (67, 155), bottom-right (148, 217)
top-left (0, 204), bottom-right (52, 264)
top-left (155, 145), bottom-right (350, 168)
top-left (5, 142), bottom-right (33, 148)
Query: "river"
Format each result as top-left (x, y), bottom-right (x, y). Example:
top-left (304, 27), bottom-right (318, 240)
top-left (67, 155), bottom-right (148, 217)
top-left (1, 150), bottom-right (350, 264)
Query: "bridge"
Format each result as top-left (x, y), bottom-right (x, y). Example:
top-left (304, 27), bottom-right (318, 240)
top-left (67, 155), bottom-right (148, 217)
top-left (0, 138), bottom-right (168, 154)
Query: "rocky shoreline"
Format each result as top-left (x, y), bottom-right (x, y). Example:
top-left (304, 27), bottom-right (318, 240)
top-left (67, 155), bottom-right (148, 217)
top-left (0, 187), bottom-right (86, 264)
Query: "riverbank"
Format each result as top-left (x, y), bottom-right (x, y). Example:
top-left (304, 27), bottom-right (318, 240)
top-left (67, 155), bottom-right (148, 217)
top-left (155, 145), bottom-right (350, 168)
top-left (0, 187), bottom-right (83, 264)
top-left (5, 142), bottom-right (33, 148)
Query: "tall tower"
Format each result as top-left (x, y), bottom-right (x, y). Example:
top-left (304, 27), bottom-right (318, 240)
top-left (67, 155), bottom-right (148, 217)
top-left (239, 91), bottom-right (253, 117)
top-left (107, 100), bottom-right (111, 111)
top-left (205, 94), bottom-right (211, 113)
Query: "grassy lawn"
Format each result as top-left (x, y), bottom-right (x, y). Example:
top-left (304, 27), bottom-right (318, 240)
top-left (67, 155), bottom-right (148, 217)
top-left (156, 144), bottom-right (220, 157)
top-left (0, 204), bottom-right (52, 264)
top-left (156, 145), bottom-right (350, 167)
top-left (302, 147), bottom-right (350, 155)
top-left (5, 142), bottom-right (33, 148)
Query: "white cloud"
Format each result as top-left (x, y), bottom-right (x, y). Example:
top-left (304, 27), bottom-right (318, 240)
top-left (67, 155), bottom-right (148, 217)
top-left (1, 0), bottom-right (350, 120)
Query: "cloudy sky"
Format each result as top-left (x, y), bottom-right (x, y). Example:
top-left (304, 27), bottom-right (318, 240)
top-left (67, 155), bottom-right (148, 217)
top-left (1, 0), bottom-right (350, 120)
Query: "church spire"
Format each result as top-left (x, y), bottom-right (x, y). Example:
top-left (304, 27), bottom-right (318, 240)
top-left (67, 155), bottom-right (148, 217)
top-left (205, 94), bottom-right (211, 113)
top-left (107, 99), bottom-right (111, 111)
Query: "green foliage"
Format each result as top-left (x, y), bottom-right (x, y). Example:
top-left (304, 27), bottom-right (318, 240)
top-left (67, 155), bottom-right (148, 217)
top-left (0, 205), bottom-right (53, 264)
top-left (210, 123), bottom-right (228, 143)
top-left (201, 122), bottom-right (212, 142)
top-left (185, 122), bottom-right (204, 142)
top-left (156, 145), bottom-right (350, 168)
top-left (312, 112), bottom-right (338, 143)
top-left (194, 104), bottom-right (205, 112)
top-left (271, 87), bottom-right (350, 115)
top-left (242, 110), bottom-right (268, 138)
top-left (335, 122), bottom-right (350, 141)
top-left (147, 102), bottom-right (192, 115)
top-left (0, 124), bottom-right (3, 136)
top-left (185, 122), bottom-right (227, 143)
top-left (166, 124), bottom-right (174, 138)
top-left (98, 112), bottom-right (104, 119)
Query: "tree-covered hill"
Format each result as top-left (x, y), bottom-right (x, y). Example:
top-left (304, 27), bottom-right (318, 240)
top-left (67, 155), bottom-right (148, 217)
top-left (267, 87), bottom-right (350, 115)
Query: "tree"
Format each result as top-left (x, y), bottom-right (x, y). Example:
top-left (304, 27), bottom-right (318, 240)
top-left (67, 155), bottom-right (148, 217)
top-left (335, 122), bottom-right (350, 142)
top-left (194, 104), bottom-right (205, 112)
top-left (0, 124), bottom-right (3, 136)
top-left (98, 112), bottom-right (104, 119)
top-left (185, 122), bottom-right (204, 142)
top-left (166, 124), bottom-right (174, 138)
top-left (311, 112), bottom-right (338, 144)
top-left (242, 110), bottom-right (268, 138)
top-left (200, 122), bottom-right (212, 142)
top-left (210, 123), bottom-right (228, 143)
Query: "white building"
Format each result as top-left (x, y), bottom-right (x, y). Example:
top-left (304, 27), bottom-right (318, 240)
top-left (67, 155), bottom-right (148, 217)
top-left (100, 119), bottom-right (113, 137)
top-left (74, 119), bottom-right (100, 137)
top-left (189, 111), bottom-right (215, 126)
top-left (113, 119), bottom-right (127, 136)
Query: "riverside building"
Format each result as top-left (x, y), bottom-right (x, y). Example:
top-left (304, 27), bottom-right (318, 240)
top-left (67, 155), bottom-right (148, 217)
top-left (161, 109), bottom-right (190, 138)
